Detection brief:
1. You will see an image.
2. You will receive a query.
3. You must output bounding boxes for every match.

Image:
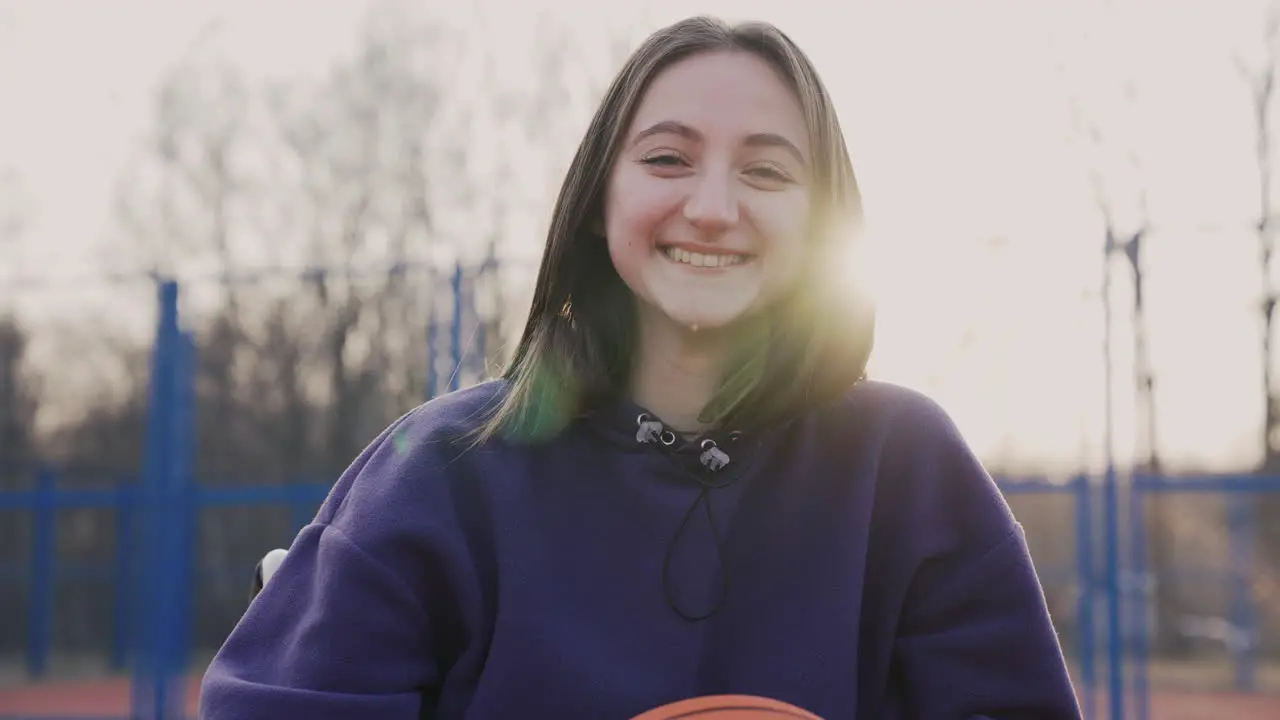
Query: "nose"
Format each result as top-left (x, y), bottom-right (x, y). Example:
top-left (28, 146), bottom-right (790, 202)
top-left (683, 173), bottom-right (739, 232)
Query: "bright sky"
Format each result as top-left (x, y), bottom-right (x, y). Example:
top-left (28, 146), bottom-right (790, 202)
top-left (0, 0), bottom-right (1273, 475)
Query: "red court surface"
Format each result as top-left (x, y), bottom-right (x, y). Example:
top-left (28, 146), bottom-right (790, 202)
top-left (3, 676), bottom-right (1280, 719)
top-left (0, 676), bottom-right (201, 718)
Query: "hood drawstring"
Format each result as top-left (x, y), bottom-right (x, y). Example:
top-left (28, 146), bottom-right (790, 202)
top-left (637, 413), bottom-right (740, 622)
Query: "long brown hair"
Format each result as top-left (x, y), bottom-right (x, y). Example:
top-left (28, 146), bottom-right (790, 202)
top-left (476, 16), bottom-right (873, 445)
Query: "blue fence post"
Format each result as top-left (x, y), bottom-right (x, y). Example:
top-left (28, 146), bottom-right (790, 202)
top-left (1101, 465), bottom-right (1125, 720)
top-left (132, 278), bottom-right (184, 720)
top-left (110, 482), bottom-right (135, 671)
top-left (26, 466), bottom-right (55, 678)
top-left (1227, 492), bottom-right (1256, 692)
top-left (159, 329), bottom-right (197, 718)
top-left (1073, 474), bottom-right (1095, 720)
top-left (1129, 478), bottom-right (1149, 720)
top-left (427, 270), bottom-right (439, 401)
top-left (475, 257), bottom-right (496, 379)
top-left (449, 263), bottom-right (463, 392)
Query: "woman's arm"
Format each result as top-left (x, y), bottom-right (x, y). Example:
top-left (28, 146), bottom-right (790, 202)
top-left (200, 403), bottom-right (484, 719)
top-left (891, 526), bottom-right (1081, 719)
top-left (875, 391), bottom-right (1081, 719)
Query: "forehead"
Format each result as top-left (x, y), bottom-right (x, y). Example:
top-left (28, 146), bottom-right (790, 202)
top-left (628, 50), bottom-right (809, 152)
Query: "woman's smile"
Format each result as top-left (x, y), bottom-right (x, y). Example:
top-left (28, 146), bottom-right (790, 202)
top-left (658, 243), bottom-right (755, 269)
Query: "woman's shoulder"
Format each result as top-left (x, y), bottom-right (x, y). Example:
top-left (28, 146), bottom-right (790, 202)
top-left (817, 379), bottom-right (996, 504)
top-left (314, 380), bottom-right (513, 527)
top-left (826, 379), bottom-right (1014, 551)
top-left (401, 378), bottom-right (512, 441)
top-left (820, 378), bottom-right (962, 442)
top-left (370, 378), bottom-right (519, 461)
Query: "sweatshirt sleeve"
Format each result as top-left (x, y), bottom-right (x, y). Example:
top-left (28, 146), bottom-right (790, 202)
top-left (879, 392), bottom-right (1081, 720)
top-left (199, 404), bottom-right (483, 719)
top-left (892, 528), bottom-right (1081, 719)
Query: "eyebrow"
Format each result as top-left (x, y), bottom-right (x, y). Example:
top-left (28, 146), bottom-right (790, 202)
top-left (629, 120), bottom-right (807, 168)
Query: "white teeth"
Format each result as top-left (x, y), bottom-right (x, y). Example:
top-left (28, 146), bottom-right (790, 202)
top-left (661, 246), bottom-right (747, 267)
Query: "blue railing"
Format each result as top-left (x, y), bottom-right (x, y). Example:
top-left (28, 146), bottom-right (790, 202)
top-left (9, 459), bottom-right (1280, 720)
top-left (1124, 474), bottom-right (1280, 720)
top-left (5, 277), bottom-right (1277, 720)
top-left (0, 470), bottom-right (1096, 716)
top-left (0, 473), bottom-right (333, 678)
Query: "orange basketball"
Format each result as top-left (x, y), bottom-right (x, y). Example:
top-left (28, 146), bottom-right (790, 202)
top-left (629, 695), bottom-right (824, 720)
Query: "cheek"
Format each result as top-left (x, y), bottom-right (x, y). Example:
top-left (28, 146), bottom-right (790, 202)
top-left (758, 195), bottom-right (812, 277)
top-left (604, 169), bottom-right (679, 251)
top-left (604, 177), bottom-right (652, 279)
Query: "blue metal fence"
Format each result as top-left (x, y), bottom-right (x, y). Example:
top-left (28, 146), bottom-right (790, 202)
top-left (0, 468), bottom-right (1096, 719)
top-left (1124, 474), bottom-right (1280, 720)
top-left (0, 274), bottom-right (1274, 719)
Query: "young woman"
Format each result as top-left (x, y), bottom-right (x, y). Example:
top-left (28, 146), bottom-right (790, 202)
top-left (200, 16), bottom-right (1081, 719)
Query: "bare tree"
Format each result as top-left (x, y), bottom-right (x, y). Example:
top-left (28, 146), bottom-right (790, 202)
top-left (463, 8), bottom-right (637, 368)
top-left (0, 315), bottom-right (38, 656)
top-left (83, 2), bottom-right (633, 653)
top-left (1240, 6), bottom-right (1280, 474)
top-left (110, 47), bottom-right (262, 490)
top-left (1068, 64), bottom-right (1186, 652)
top-left (0, 169), bottom-right (42, 650)
top-left (1237, 4), bottom-right (1280, 617)
top-left (0, 171), bottom-right (37, 483)
top-left (263, 4), bottom-right (458, 470)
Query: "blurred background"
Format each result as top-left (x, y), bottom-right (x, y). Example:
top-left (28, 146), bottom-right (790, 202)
top-left (1, 0), bottom-right (1279, 718)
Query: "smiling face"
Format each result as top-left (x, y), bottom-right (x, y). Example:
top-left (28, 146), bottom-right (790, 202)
top-left (480, 17), bottom-right (871, 444)
top-left (603, 50), bottom-right (812, 332)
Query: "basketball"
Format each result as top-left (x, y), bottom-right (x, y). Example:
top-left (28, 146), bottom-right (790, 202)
top-left (629, 695), bottom-right (824, 719)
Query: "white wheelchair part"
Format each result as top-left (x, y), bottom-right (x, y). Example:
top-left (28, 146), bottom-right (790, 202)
top-left (249, 548), bottom-right (289, 602)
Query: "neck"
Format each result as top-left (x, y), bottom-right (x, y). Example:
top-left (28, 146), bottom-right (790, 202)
top-left (629, 308), bottom-right (732, 433)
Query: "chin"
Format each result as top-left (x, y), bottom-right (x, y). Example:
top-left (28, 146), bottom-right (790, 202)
top-left (657, 301), bottom-right (756, 332)
top-left (673, 315), bottom-right (739, 332)
top-left (637, 274), bottom-right (767, 333)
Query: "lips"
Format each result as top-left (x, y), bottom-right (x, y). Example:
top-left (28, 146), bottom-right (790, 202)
top-left (660, 245), bottom-right (753, 268)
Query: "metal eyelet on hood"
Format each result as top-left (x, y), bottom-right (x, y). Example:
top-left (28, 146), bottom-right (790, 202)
top-left (699, 439), bottom-right (730, 471)
top-left (633, 411), bottom-right (745, 621)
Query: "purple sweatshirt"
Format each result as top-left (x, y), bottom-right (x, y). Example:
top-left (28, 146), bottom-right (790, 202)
top-left (199, 379), bottom-right (1080, 719)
